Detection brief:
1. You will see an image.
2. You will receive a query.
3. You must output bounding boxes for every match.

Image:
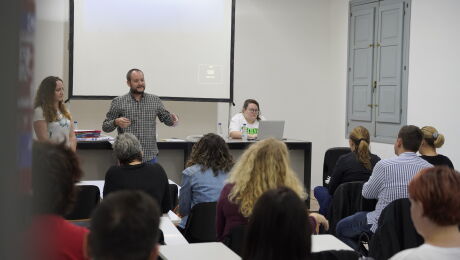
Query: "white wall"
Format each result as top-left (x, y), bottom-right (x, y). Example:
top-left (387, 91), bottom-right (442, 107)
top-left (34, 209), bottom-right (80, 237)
top-left (34, 0), bottom-right (460, 191)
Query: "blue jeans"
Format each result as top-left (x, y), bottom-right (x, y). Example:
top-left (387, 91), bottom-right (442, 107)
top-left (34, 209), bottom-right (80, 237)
top-left (313, 186), bottom-right (332, 216)
top-left (147, 157), bottom-right (157, 164)
top-left (336, 211), bottom-right (372, 251)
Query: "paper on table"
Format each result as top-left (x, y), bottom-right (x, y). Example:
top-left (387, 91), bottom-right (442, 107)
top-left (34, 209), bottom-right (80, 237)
top-left (162, 138), bottom-right (186, 142)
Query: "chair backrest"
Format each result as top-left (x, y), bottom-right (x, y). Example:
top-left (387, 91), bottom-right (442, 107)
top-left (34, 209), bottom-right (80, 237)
top-left (328, 182), bottom-right (377, 235)
top-left (323, 147), bottom-right (351, 186)
top-left (369, 198), bottom-right (423, 260)
top-left (184, 202), bottom-right (217, 243)
top-left (311, 250), bottom-right (360, 260)
top-left (64, 185), bottom-right (100, 220)
top-left (168, 183), bottom-right (179, 210)
top-left (222, 224), bottom-right (247, 256)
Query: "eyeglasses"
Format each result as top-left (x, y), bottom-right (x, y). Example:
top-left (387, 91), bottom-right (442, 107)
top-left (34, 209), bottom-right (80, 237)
top-left (247, 109), bottom-right (259, 113)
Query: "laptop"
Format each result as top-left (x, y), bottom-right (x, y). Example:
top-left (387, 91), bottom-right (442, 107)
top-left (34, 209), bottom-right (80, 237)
top-left (256, 120), bottom-right (285, 140)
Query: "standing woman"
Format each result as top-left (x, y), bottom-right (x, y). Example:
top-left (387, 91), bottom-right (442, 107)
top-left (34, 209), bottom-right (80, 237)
top-left (33, 76), bottom-right (76, 151)
top-left (229, 99), bottom-right (265, 139)
top-left (419, 126), bottom-right (454, 168)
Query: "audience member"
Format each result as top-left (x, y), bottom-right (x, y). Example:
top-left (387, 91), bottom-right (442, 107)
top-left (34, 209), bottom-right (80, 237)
top-left (314, 126), bottom-right (380, 215)
top-left (229, 99), bottom-right (265, 139)
top-left (103, 133), bottom-right (171, 213)
top-left (33, 76), bottom-right (77, 151)
top-left (242, 187), bottom-right (312, 260)
top-left (88, 190), bottom-right (161, 260)
top-left (176, 133), bottom-right (234, 231)
top-left (216, 138), bottom-right (328, 241)
top-left (27, 141), bottom-right (87, 260)
top-left (391, 166), bottom-right (460, 259)
top-left (336, 125), bottom-right (432, 251)
top-left (419, 126), bottom-right (454, 168)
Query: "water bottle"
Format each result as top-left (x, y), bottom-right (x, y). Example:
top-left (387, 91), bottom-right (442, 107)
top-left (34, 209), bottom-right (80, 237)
top-left (73, 121), bottom-right (78, 130)
top-left (241, 123), bottom-right (248, 141)
top-left (217, 122), bottom-right (224, 138)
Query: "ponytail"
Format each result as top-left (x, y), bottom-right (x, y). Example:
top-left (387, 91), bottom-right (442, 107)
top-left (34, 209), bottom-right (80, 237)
top-left (350, 126), bottom-right (372, 170)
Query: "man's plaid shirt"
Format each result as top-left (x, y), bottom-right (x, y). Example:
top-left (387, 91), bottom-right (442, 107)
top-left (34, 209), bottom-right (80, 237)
top-left (102, 93), bottom-right (174, 161)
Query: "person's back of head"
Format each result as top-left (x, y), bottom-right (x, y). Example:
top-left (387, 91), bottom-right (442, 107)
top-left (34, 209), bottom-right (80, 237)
top-left (408, 166), bottom-right (460, 229)
top-left (113, 133), bottom-right (143, 165)
top-left (397, 125), bottom-right (423, 152)
top-left (228, 138), bottom-right (305, 217)
top-left (186, 133), bottom-right (234, 174)
top-left (242, 187), bottom-right (311, 260)
top-left (32, 141), bottom-right (83, 215)
top-left (349, 126), bottom-right (372, 170)
top-left (421, 126), bottom-right (445, 149)
top-left (88, 190), bottom-right (161, 260)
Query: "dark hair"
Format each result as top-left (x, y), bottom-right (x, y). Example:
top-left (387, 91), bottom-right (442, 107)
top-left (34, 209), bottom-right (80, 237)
top-left (242, 187), bottom-right (311, 260)
top-left (186, 133), bottom-right (234, 174)
top-left (88, 190), bottom-right (161, 260)
top-left (242, 99), bottom-right (261, 121)
top-left (32, 141), bottom-right (83, 215)
top-left (397, 125), bottom-right (423, 152)
top-left (126, 68), bottom-right (143, 81)
top-left (409, 166), bottom-right (460, 226)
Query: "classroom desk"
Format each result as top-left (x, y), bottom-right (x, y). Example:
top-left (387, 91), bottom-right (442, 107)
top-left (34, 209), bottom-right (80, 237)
top-left (159, 242), bottom-right (240, 260)
top-left (311, 234), bottom-right (353, 252)
top-left (77, 139), bottom-right (311, 204)
top-left (160, 216), bottom-right (188, 246)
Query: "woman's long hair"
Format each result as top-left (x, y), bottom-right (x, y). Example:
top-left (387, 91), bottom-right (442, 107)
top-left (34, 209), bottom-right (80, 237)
top-left (349, 126), bottom-right (372, 170)
top-left (34, 76), bottom-right (71, 122)
top-left (186, 133), bottom-right (234, 175)
top-left (227, 138), bottom-right (305, 217)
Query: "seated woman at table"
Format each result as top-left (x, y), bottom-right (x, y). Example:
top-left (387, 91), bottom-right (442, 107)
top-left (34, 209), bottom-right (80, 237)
top-left (176, 133), bottom-right (234, 231)
top-left (242, 187), bottom-right (312, 260)
top-left (216, 138), bottom-right (328, 241)
top-left (314, 126), bottom-right (380, 216)
top-left (103, 133), bottom-right (171, 213)
top-left (390, 166), bottom-right (460, 260)
top-left (33, 76), bottom-right (77, 151)
top-left (419, 126), bottom-right (454, 168)
top-left (27, 141), bottom-right (87, 260)
top-left (229, 99), bottom-right (265, 139)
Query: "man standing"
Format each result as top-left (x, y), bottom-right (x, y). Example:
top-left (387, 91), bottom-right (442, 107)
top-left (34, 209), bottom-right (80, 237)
top-left (336, 125), bottom-right (432, 251)
top-left (102, 68), bottom-right (178, 163)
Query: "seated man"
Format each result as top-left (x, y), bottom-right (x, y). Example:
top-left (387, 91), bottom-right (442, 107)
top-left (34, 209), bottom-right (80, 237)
top-left (88, 190), bottom-right (161, 260)
top-left (336, 125), bottom-right (432, 251)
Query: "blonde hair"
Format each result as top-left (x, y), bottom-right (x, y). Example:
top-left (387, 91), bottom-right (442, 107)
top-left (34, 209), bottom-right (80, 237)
top-left (34, 76), bottom-right (71, 122)
top-left (421, 126), bottom-right (445, 149)
top-left (227, 138), bottom-right (306, 217)
top-left (349, 126), bottom-right (372, 170)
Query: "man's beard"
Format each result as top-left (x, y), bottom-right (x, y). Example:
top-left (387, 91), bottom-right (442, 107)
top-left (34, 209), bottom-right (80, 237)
top-left (130, 87), bottom-right (144, 95)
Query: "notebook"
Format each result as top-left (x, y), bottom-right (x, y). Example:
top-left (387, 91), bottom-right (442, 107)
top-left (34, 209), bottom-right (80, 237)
top-left (257, 120), bottom-right (285, 140)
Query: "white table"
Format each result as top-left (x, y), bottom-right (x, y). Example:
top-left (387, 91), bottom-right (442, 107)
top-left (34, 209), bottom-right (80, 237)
top-left (160, 242), bottom-right (240, 260)
top-left (311, 234), bottom-right (353, 252)
top-left (160, 216), bottom-right (188, 245)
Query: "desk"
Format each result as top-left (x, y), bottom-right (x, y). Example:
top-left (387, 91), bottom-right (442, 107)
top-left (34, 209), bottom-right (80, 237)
top-left (160, 242), bottom-right (240, 260)
top-left (77, 139), bottom-right (311, 199)
top-left (160, 216), bottom-right (188, 246)
top-left (311, 234), bottom-right (353, 252)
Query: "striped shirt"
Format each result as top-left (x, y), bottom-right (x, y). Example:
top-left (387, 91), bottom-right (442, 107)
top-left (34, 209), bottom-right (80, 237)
top-left (102, 93), bottom-right (174, 161)
top-left (362, 152), bottom-right (432, 232)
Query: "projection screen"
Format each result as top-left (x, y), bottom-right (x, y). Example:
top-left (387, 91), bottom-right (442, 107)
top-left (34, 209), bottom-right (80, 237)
top-left (70, 0), bottom-right (234, 101)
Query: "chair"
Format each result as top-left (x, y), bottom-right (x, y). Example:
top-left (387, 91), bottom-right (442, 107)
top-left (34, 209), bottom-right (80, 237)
top-left (183, 202), bottom-right (217, 243)
top-left (169, 183), bottom-right (179, 210)
top-left (368, 198), bottom-right (423, 260)
top-left (64, 185), bottom-right (100, 220)
top-left (311, 250), bottom-right (361, 260)
top-left (322, 147), bottom-right (351, 186)
top-left (222, 224), bottom-right (247, 256)
top-left (327, 182), bottom-right (376, 236)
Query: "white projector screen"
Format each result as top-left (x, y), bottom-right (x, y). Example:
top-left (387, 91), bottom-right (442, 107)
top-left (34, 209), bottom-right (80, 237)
top-left (70, 0), bottom-right (234, 101)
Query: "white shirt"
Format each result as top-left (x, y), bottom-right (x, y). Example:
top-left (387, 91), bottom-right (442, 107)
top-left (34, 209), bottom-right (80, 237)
top-left (390, 244), bottom-right (460, 260)
top-left (33, 106), bottom-right (71, 146)
top-left (229, 113), bottom-right (265, 135)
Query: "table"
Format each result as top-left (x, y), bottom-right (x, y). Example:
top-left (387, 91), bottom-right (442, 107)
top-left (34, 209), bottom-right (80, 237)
top-left (159, 242), bottom-right (240, 260)
top-left (311, 234), bottom-right (353, 252)
top-left (77, 139), bottom-right (311, 199)
top-left (160, 216), bottom-right (188, 246)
